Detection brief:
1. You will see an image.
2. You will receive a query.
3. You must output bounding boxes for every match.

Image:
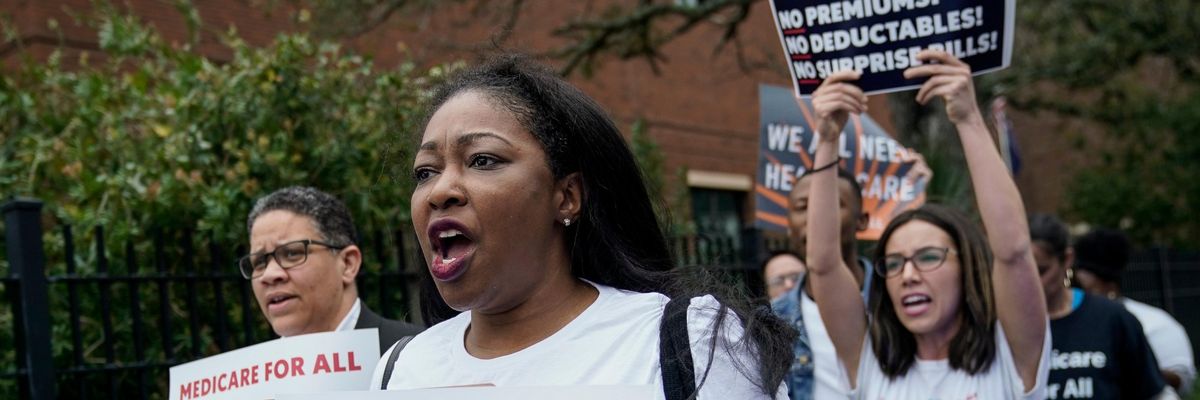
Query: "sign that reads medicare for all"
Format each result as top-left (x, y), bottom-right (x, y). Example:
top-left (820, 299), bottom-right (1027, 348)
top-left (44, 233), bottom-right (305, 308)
top-left (169, 329), bottom-right (380, 400)
top-left (768, 0), bottom-right (1015, 96)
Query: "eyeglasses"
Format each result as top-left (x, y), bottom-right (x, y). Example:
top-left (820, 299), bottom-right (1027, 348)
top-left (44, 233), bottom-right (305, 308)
top-left (876, 247), bottom-right (954, 278)
top-left (767, 273), bottom-right (804, 289)
top-left (238, 239), bottom-right (346, 280)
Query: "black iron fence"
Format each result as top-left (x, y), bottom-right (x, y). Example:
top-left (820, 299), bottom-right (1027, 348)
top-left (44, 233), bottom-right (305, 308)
top-left (0, 198), bottom-right (424, 399)
top-left (4, 197), bottom-right (1198, 399)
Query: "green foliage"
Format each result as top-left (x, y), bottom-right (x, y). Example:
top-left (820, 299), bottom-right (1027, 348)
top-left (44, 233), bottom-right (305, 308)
top-left (0, 7), bottom-right (438, 249)
top-left (0, 4), bottom-right (444, 396)
top-left (629, 119), bottom-right (693, 235)
top-left (1000, 0), bottom-right (1200, 248)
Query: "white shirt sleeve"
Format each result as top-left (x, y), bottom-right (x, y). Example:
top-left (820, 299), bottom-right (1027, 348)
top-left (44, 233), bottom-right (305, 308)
top-left (685, 295), bottom-right (788, 399)
top-left (996, 322), bottom-right (1051, 400)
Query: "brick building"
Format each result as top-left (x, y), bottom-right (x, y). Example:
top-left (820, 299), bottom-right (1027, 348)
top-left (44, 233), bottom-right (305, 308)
top-left (2, 0), bottom-right (1076, 242)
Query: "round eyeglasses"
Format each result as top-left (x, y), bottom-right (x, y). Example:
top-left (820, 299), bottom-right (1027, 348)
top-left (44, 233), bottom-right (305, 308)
top-left (875, 247), bottom-right (955, 278)
top-left (767, 272), bottom-right (804, 289)
top-left (238, 239), bottom-right (346, 279)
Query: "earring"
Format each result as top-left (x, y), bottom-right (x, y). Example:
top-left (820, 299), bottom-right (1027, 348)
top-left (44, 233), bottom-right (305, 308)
top-left (1064, 268), bottom-right (1074, 288)
top-left (563, 218), bottom-right (572, 227)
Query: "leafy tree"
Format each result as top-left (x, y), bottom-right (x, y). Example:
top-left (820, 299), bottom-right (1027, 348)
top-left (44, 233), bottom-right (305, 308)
top-left (0, 4), bottom-right (443, 397)
top-left (1, 5), bottom-right (437, 247)
top-left (998, 0), bottom-right (1200, 248)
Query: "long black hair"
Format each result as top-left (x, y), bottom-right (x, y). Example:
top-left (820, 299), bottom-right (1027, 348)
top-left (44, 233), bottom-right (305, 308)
top-left (413, 54), bottom-right (793, 395)
top-left (869, 204), bottom-right (997, 379)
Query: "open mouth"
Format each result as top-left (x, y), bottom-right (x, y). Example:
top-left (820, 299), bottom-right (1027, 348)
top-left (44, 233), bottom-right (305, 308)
top-left (428, 221), bottom-right (476, 281)
top-left (900, 294), bottom-right (931, 316)
top-left (266, 294), bottom-right (297, 313)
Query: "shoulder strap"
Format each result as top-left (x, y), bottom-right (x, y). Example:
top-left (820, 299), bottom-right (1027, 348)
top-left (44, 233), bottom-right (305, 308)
top-left (379, 335), bottom-right (415, 390)
top-left (659, 297), bottom-right (696, 400)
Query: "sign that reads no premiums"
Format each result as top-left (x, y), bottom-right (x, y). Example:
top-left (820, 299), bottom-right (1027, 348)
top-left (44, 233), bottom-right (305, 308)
top-left (769, 0), bottom-right (1015, 96)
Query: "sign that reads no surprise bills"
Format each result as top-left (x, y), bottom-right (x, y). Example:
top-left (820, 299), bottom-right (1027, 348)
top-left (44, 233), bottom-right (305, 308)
top-left (769, 0), bottom-right (1015, 96)
top-left (169, 329), bottom-right (380, 400)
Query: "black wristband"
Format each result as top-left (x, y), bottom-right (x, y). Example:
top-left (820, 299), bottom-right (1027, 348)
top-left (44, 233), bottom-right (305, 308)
top-left (809, 157), bottom-right (841, 174)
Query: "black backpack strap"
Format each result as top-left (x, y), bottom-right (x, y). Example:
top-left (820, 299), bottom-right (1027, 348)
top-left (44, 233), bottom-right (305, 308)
top-left (660, 297), bottom-right (696, 400)
top-left (379, 335), bottom-right (415, 390)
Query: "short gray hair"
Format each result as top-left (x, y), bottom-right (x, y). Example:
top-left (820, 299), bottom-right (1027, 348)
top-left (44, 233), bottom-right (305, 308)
top-left (246, 186), bottom-right (358, 247)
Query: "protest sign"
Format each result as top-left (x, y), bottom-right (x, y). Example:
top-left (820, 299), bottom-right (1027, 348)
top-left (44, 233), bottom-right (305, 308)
top-left (755, 84), bottom-right (928, 240)
top-left (169, 329), bottom-right (380, 400)
top-left (277, 385), bottom-right (656, 400)
top-left (768, 0), bottom-right (1015, 95)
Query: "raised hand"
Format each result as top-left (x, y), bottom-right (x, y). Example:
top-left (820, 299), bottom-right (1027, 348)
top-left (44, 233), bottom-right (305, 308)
top-left (809, 70), bottom-right (868, 141)
top-left (903, 50), bottom-right (980, 125)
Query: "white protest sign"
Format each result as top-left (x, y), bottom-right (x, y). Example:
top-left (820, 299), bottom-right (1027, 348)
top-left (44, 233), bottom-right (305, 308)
top-left (276, 385), bottom-right (657, 400)
top-left (169, 329), bottom-right (380, 400)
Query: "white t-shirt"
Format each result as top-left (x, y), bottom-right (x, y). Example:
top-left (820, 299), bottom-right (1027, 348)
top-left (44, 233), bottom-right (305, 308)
top-left (1124, 298), bottom-right (1196, 395)
top-left (801, 291), bottom-right (852, 398)
top-left (370, 282), bottom-right (786, 399)
top-left (847, 323), bottom-right (1051, 400)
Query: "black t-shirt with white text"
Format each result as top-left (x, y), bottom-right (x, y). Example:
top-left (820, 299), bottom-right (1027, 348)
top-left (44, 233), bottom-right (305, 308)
top-left (1047, 293), bottom-right (1165, 399)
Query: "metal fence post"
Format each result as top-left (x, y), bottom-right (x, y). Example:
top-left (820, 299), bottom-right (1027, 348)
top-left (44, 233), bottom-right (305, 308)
top-left (3, 198), bottom-right (57, 399)
top-left (1156, 247), bottom-right (1175, 314)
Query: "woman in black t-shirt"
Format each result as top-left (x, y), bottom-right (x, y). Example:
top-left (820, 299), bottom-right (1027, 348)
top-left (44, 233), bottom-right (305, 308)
top-left (1029, 214), bottom-right (1170, 399)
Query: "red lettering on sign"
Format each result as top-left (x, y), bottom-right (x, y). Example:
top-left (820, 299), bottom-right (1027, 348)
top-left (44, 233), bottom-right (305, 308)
top-left (348, 351), bottom-right (362, 371)
top-left (313, 354), bottom-right (332, 374)
top-left (239, 366), bottom-right (251, 387)
top-left (333, 352), bottom-right (347, 372)
top-left (290, 356), bottom-right (306, 376)
top-left (180, 381), bottom-right (194, 400)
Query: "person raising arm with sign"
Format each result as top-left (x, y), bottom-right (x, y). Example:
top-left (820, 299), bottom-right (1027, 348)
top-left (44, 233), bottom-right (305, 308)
top-left (804, 49), bottom-right (1050, 399)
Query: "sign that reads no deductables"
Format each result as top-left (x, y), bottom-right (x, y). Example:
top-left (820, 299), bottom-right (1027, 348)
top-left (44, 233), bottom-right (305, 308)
top-left (169, 329), bottom-right (380, 400)
top-left (768, 0), bottom-right (1015, 96)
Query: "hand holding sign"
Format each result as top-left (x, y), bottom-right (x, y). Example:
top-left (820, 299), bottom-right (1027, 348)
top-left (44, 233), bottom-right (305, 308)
top-left (769, 0), bottom-right (1014, 96)
top-left (811, 70), bottom-right (868, 139)
top-left (905, 49), bottom-right (980, 124)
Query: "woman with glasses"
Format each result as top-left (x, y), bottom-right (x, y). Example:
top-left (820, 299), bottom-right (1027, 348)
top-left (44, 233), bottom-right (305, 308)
top-left (240, 186), bottom-right (424, 352)
top-left (369, 55), bottom-right (793, 399)
top-left (762, 250), bottom-right (807, 301)
top-left (803, 50), bottom-right (1050, 398)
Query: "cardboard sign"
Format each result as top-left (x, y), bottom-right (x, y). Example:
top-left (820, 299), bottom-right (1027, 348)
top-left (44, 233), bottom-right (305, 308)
top-left (276, 385), bottom-right (656, 400)
top-left (169, 329), bottom-right (380, 400)
top-left (768, 0), bottom-right (1015, 95)
top-left (755, 84), bottom-right (928, 240)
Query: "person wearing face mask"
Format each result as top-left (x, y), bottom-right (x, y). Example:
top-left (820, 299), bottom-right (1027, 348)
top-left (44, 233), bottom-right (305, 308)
top-left (1029, 214), bottom-right (1172, 399)
top-left (369, 55), bottom-right (794, 399)
top-left (240, 186), bottom-right (424, 353)
top-left (763, 250), bottom-right (807, 302)
top-left (804, 50), bottom-right (1051, 399)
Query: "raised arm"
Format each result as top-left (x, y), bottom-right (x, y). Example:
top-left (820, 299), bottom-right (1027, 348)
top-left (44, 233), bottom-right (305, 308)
top-left (804, 70), bottom-right (869, 384)
top-left (904, 50), bottom-right (1048, 390)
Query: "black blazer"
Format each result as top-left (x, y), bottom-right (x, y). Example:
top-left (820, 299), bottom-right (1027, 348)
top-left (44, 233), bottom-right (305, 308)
top-left (354, 303), bottom-right (424, 355)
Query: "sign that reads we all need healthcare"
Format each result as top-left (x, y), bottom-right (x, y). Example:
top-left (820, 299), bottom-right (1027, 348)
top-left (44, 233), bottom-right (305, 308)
top-left (768, 0), bottom-right (1015, 96)
top-left (755, 84), bottom-right (928, 240)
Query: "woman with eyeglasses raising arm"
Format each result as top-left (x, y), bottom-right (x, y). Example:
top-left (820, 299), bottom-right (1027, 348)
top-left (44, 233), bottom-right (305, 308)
top-left (803, 50), bottom-right (1050, 399)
